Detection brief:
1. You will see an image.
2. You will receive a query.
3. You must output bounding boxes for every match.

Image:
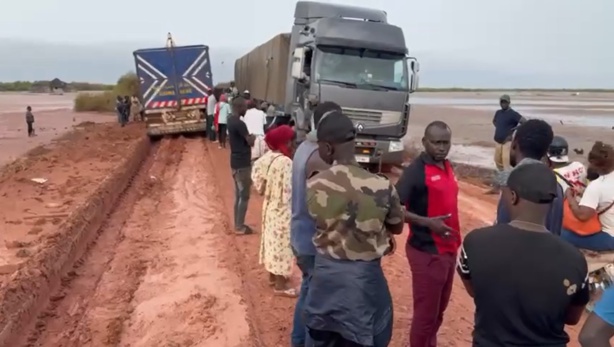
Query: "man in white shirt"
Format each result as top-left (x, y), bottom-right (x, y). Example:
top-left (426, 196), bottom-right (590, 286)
top-left (547, 135), bottom-right (587, 194)
top-left (243, 101), bottom-right (267, 161)
top-left (206, 89), bottom-right (217, 141)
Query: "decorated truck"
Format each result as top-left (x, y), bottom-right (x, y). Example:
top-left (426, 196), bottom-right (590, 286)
top-left (134, 34), bottom-right (213, 138)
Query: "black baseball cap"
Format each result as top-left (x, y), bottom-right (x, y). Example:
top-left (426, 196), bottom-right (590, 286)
top-left (507, 163), bottom-right (558, 204)
top-left (316, 111), bottom-right (356, 144)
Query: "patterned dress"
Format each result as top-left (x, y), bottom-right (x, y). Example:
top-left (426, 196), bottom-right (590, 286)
top-left (251, 151), bottom-right (294, 277)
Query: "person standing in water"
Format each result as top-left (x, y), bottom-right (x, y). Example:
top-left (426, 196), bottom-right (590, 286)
top-left (25, 106), bottom-right (35, 137)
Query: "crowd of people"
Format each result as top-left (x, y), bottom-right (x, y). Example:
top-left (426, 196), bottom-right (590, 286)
top-left (200, 91), bottom-right (614, 347)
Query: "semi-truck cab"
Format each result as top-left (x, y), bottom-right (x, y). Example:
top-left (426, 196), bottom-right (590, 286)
top-left (289, 2), bottom-right (419, 165)
top-left (235, 1), bottom-right (419, 166)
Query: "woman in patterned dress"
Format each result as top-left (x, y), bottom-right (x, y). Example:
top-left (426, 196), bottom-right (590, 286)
top-left (251, 125), bottom-right (298, 297)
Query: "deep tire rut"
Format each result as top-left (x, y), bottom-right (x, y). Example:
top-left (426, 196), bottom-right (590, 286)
top-left (25, 137), bottom-right (187, 347)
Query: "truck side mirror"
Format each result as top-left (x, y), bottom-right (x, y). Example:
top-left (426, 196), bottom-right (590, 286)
top-left (291, 47), bottom-right (305, 80)
top-left (408, 58), bottom-right (420, 92)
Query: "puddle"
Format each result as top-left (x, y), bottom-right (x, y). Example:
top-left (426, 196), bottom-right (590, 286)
top-left (447, 144), bottom-right (494, 169)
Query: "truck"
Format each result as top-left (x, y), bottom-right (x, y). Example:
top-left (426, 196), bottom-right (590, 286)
top-left (234, 1), bottom-right (419, 166)
top-left (134, 34), bottom-right (213, 138)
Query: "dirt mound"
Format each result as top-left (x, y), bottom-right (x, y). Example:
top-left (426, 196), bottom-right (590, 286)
top-left (0, 123), bottom-right (148, 346)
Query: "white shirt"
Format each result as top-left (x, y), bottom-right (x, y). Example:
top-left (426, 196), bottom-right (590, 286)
top-left (243, 108), bottom-right (266, 136)
top-left (579, 171), bottom-right (614, 235)
top-left (206, 95), bottom-right (217, 116)
top-left (553, 161), bottom-right (587, 192)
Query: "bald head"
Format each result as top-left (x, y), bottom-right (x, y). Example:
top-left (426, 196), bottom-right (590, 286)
top-left (424, 121), bottom-right (451, 137)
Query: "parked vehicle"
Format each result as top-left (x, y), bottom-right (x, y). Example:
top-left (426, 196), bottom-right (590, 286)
top-left (234, 2), bottom-right (419, 166)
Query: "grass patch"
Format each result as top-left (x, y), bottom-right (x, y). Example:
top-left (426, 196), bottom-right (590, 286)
top-left (74, 91), bottom-right (116, 112)
top-left (73, 73), bottom-right (140, 112)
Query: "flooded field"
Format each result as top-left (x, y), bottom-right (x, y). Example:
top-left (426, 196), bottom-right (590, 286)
top-left (0, 92), bottom-right (114, 166)
top-left (406, 91), bottom-right (614, 167)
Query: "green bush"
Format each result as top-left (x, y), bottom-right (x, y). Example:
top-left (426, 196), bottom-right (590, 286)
top-left (73, 72), bottom-right (140, 112)
top-left (73, 91), bottom-right (116, 112)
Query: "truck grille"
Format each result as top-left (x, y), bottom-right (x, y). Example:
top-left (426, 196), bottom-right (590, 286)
top-left (342, 108), bottom-right (383, 125)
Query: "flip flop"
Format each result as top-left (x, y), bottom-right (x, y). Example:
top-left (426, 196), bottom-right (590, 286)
top-left (273, 288), bottom-right (299, 298)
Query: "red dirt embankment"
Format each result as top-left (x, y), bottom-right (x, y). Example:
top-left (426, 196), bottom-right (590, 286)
top-left (0, 123), bottom-right (147, 346)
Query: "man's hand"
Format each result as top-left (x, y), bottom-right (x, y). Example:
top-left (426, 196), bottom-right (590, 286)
top-left (565, 188), bottom-right (576, 201)
top-left (247, 134), bottom-right (256, 147)
top-left (384, 235), bottom-right (397, 256)
top-left (423, 214), bottom-right (455, 238)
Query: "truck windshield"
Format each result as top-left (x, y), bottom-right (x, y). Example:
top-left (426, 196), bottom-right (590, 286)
top-left (315, 46), bottom-right (408, 91)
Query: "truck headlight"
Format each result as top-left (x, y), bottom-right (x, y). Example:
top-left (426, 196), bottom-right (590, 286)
top-left (388, 141), bottom-right (404, 152)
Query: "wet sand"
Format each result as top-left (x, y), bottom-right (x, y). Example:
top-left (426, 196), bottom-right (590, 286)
top-left (405, 92), bottom-right (614, 167)
top-left (0, 92), bottom-right (115, 166)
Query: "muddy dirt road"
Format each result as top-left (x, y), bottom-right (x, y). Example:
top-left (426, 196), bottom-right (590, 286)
top-left (0, 123), bottom-right (587, 346)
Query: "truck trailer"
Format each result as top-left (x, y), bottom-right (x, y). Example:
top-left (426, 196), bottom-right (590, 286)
top-left (234, 1), bottom-right (419, 166)
top-left (134, 34), bottom-right (213, 138)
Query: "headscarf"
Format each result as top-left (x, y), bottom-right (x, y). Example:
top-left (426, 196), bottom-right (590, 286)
top-left (264, 125), bottom-right (295, 158)
top-left (219, 93), bottom-right (228, 103)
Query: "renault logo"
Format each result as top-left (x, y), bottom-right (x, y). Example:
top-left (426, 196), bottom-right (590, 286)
top-left (356, 123), bottom-right (364, 132)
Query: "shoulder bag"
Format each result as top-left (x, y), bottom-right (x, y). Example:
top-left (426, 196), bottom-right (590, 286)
top-left (556, 171), bottom-right (614, 235)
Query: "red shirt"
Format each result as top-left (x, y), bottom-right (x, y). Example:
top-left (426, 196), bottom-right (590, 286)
top-left (395, 152), bottom-right (460, 254)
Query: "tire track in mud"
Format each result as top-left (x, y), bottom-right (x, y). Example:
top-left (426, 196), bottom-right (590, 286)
top-left (27, 136), bottom-right (255, 347)
top-left (115, 138), bottom-right (251, 347)
top-left (27, 137), bottom-right (186, 347)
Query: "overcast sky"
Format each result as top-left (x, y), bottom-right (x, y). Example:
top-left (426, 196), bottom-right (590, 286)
top-left (1, 0), bottom-right (613, 87)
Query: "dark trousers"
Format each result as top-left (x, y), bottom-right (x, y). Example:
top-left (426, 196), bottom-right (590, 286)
top-left (206, 115), bottom-right (217, 141)
top-left (308, 328), bottom-right (392, 347)
top-left (217, 123), bottom-right (227, 147)
top-left (232, 166), bottom-right (251, 229)
top-left (292, 252), bottom-right (316, 347)
top-left (407, 244), bottom-right (456, 347)
top-left (26, 122), bottom-right (34, 136)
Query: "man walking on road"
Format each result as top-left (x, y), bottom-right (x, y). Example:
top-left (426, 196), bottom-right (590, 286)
top-left (206, 88), bottom-right (217, 141)
top-left (227, 96), bottom-right (255, 235)
top-left (25, 106), bottom-right (35, 137)
top-left (290, 101), bottom-right (341, 347)
top-left (488, 94), bottom-right (526, 194)
top-left (395, 121), bottom-right (461, 347)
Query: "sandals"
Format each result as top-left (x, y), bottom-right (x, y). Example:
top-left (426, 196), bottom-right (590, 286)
top-left (273, 287), bottom-right (299, 298)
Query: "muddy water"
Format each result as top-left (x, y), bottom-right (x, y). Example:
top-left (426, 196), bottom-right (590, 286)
top-left (120, 140), bottom-right (250, 347)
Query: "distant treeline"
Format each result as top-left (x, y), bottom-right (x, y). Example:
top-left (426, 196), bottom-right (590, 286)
top-left (0, 81), bottom-right (114, 92)
top-left (73, 73), bottom-right (140, 112)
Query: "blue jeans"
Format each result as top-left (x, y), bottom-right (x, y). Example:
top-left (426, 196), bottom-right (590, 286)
top-left (292, 252), bottom-right (315, 347)
top-left (561, 229), bottom-right (614, 251)
top-left (594, 287), bottom-right (614, 325)
top-left (232, 167), bottom-right (251, 230)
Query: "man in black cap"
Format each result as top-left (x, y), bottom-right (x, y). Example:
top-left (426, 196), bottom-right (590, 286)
top-left (491, 94), bottom-right (526, 192)
top-left (304, 111), bottom-right (404, 347)
top-left (457, 163), bottom-right (589, 347)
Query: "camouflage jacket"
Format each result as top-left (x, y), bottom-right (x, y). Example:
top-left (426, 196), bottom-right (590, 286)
top-left (306, 163), bottom-right (404, 261)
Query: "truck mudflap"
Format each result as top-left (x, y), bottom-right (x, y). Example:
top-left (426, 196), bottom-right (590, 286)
top-left (146, 121), bottom-right (207, 136)
top-left (354, 138), bottom-right (405, 166)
